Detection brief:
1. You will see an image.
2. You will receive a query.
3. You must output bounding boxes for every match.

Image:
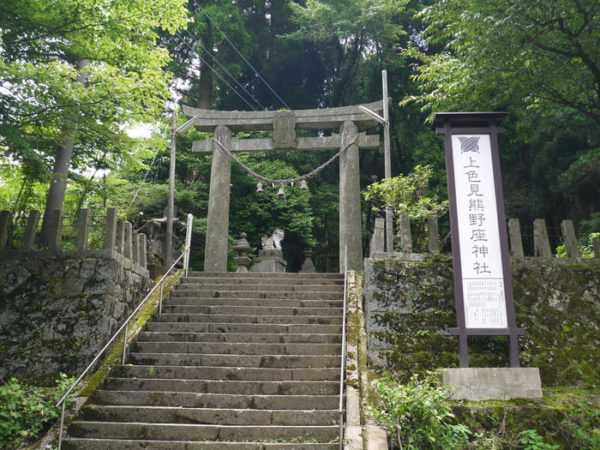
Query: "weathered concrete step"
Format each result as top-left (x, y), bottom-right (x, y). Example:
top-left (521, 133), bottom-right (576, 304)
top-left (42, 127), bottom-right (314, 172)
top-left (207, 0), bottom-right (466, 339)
top-left (188, 271), bottom-right (343, 280)
top-left (68, 422), bottom-right (339, 442)
top-left (91, 391), bottom-right (339, 409)
top-left (63, 438), bottom-right (339, 449)
top-left (145, 322), bottom-right (341, 334)
top-left (161, 305), bottom-right (342, 316)
top-left (80, 405), bottom-right (338, 425)
top-left (137, 332), bottom-right (342, 344)
top-left (111, 366), bottom-right (340, 381)
top-left (102, 378), bottom-right (339, 395)
top-left (128, 353), bottom-right (340, 368)
top-left (171, 290), bottom-right (342, 300)
top-left (156, 314), bottom-right (341, 325)
top-left (131, 342), bottom-right (341, 356)
top-left (177, 283), bottom-right (343, 292)
top-left (164, 298), bottom-right (343, 308)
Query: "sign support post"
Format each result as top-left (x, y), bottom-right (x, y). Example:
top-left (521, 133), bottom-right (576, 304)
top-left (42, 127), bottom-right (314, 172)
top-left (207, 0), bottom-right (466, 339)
top-left (433, 112), bottom-right (525, 368)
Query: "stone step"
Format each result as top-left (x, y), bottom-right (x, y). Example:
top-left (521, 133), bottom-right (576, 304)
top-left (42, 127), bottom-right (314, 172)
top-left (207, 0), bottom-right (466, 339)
top-left (63, 438), bottom-right (339, 449)
top-left (68, 422), bottom-right (339, 443)
top-left (177, 283), bottom-right (343, 292)
top-left (80, 405), bottom-right (338, 425)
top-left (161, 305), bottom-right (342, 316)
top-left (137, 332), bottom-right (342, 344)
top-left (111, 365), bottom-right (340, 381)
top-left (188, 272), bottom-right (343, 280)
top-left (163, 298), bottom-right (343, 308)
top-left (145, 322), bottom-right (341, 334)
top-left (170, 290), bottom-right (342, 300)
top-left (101, 378), bottom-right (339, 395)
top-left (128, 353), bottom-right (341, 368)
top-left (155, 314), bottom-right (342, 325)
top-left (131, 342), bottom-right (341, 356)
top-left (91, 390), bottom-right (339, 409)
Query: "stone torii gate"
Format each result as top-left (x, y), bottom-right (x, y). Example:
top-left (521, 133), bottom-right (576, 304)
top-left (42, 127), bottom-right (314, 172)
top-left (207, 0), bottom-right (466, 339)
top-left (182, 101), bottom-right (383, 272)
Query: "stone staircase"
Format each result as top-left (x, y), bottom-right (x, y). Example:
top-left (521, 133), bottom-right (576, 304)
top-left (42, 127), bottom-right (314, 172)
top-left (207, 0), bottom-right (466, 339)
top-left (63, 272), bottom-right (345, 449)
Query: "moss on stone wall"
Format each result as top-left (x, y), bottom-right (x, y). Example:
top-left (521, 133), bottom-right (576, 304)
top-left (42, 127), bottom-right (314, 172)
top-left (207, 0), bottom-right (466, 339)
top-left (364, 257), bottom-right (600, 388)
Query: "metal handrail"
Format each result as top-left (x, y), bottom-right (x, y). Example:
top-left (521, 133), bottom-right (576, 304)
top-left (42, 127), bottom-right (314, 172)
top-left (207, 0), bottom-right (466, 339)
top-left (339, 245), bottom-right (348, 449)
top-left (56, 214), bottom-right (193, 449)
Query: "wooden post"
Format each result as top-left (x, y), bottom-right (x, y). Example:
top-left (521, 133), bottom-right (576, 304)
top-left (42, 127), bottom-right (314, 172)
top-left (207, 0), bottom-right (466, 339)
top-left (398, 214), bottom-right (412, 253)
top-left (116, 220), bottom-right (125, 254)
top-left (48, 209), bottom-right (64, 251)
top-left (139, 233), bottom-right (147, 268)
top-left (104, 207), bottom-right (117, 251)
top-left (508, 218), bottom-right (524, 258)
top-left (428, 215), bottom-right (440, 254)
top-left (560, 220), bottom-right (579, 257)
top-left (132, 232), bottom-right (139, 265)
top-left (369, 217), bottom-right (385, 257)
top-left (593, 237), bottom-right (600, 259)
top-left (166, 108), bottom-right (177, 267)
top-left (533, 219), bottom-right (552, 258)
top-left (124, 222), bottom-right (133, 260)
top-left (382, 70), bottom-right (394, 253)
top-left (0, 210), bottom-right (12, 250)
top-left (75, 208), bottom-right (91, 251)
top-left (22, 210), bottom-right (41, 250)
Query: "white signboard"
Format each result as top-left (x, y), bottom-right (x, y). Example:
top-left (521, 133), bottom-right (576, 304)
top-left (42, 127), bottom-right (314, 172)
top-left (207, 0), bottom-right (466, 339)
top-left (451, 134), bottom-right (508, 328)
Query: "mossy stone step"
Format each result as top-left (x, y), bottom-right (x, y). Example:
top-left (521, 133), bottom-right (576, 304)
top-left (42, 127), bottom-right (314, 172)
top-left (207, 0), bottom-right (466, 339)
top-left (127, 353), bottom-right (341, 368)
top-left (90, 391), bottom-right (339, 409)
top-left (111, 365), bottom-right (340, 381)
top-left (80, 405), bottom-right (338, 426)
top-left (161, 305), bottom-right (342, 316)
top-left (136, 332), bottom-right (342, 344)
top-left (163, 298), bottom-right (343, 307)
top-left (63, 438), bottom-right (339, 449)
top-left (145, 322), bottom-right (341, 334)
top-left (101, 378), bottom-right (339, 395)
top-left (155, 313), bottom-right (342, 325)
top-left (131, 341), bottom-right (342, 356)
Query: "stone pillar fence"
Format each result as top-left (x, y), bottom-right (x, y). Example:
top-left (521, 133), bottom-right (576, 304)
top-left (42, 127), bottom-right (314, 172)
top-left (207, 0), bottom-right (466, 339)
top-left (369, 215), bottom-right (600, 259)
top-left (0, 208), bottom-right (149, 269)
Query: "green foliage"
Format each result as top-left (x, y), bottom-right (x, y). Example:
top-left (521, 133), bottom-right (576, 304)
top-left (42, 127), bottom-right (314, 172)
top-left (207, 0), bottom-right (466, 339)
top-left (519, 429), bottom-right (560, 450)
top-left (555, 233), bottom-right (600, 258)
top-left (372, 373), bottom-right (471, 449)
top-left (559, 401), bottom-right (600, 449)
top-left (408, 0), bottom-right (600, 122)
top-left (0, 373), bottom-right (75, 449)
top-left (363, 164), bottom-right (448, 222)
top-left (0, 0), bottom-right (189, 205)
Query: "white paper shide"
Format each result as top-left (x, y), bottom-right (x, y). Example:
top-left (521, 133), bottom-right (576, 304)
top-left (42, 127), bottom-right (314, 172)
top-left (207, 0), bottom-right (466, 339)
top-left (452, 134), bottom-right (508, 328)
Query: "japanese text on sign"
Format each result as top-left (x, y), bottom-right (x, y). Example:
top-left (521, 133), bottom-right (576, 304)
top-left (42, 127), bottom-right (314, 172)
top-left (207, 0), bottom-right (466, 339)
top-left (452, 135), bottom-right (508, 328)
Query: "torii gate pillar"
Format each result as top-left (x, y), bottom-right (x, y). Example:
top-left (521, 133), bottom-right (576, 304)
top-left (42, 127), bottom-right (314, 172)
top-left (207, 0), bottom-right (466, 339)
top-left (340, 121), bottom-right (363, 270)
top-left (205, 125), bottom-right (232, 272)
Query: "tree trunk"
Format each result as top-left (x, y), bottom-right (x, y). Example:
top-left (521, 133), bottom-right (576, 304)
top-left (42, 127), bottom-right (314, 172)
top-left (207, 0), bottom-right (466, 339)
top-left (41, 58), bottom-right (89, 246)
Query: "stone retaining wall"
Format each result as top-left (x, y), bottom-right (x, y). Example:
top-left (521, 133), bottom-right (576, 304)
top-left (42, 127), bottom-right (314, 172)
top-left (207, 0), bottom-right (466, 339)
top-left (0, 249), bottom-right (151, 384)
top-left (364, 255), bottom-right (600, 387)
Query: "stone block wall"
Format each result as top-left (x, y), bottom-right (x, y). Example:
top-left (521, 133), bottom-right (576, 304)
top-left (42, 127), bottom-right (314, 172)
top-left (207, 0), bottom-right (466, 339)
top-left (0, 249), bottom-right (151, 384)
top-left (364, 255), bottom-right (600, 387)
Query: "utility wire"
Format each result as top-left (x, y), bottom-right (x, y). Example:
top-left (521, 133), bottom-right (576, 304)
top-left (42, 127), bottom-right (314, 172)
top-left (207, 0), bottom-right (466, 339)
top-left (191, 0), bottom-right (290, 109)
top-left (182, 29), bottom-right (266, 110)
top-left (176, 33), bottom-right (257, 111)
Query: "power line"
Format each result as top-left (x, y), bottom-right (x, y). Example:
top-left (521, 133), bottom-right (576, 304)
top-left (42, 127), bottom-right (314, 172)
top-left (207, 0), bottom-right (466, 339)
top-left (191, 0), bottom-right (290, 109)
top-left (176, 33), bottom-right (257, 111)
top-left (181, 29), bottom-right (266, 110)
